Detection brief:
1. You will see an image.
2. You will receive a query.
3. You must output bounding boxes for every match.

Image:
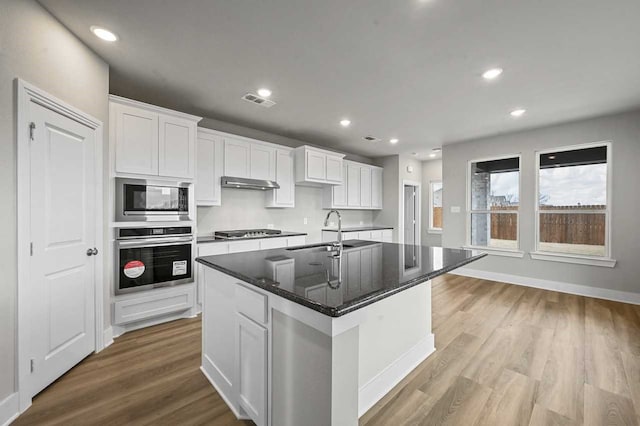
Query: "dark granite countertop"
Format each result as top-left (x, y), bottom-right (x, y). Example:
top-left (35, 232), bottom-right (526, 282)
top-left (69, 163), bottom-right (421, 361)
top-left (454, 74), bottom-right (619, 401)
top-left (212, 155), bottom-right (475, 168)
top-left (322, 226), bottom-right (393, 232)
top-left (197, 231), bottom-right (307, 244)
top-left (196, 240), bottom-right (486, 317)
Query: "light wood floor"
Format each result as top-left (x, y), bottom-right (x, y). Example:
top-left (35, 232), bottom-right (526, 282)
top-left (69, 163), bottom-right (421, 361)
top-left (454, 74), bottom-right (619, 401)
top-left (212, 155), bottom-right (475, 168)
top-left (15, 274), bottom-right (640, 425)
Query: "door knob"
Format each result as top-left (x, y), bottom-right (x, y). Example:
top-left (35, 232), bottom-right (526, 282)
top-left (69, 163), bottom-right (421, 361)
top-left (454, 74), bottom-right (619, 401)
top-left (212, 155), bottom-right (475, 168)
top-left (86, 248), bottom-right (98, 256)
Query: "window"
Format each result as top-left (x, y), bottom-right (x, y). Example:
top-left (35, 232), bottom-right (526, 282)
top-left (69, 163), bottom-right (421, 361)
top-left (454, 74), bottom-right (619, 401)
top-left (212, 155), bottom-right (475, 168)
top-left (429, 181), bottom-right (443, 232)
top-left (468, 156), bottom-right (520, 251)
top-left (536, 143), bottom-right (610, 258)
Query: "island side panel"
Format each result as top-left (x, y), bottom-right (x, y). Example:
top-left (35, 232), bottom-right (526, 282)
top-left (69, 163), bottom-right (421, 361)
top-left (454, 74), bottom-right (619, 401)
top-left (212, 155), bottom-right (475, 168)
top-left (272, 310), bottom-right (359, 426)
top-left (357, 280), bottom-right (435, 417)
top-left (201, 268), bottom-right (242, 418)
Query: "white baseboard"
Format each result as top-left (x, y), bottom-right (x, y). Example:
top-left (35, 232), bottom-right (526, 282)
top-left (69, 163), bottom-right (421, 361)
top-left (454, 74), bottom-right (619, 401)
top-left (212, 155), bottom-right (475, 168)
top-left (358, 333), bottom-right (435, 418)
top-left (0, 393), bottom-right (19, 426)
top-left (103, 327), bottom-right (114, 350)
top-left (454, 267), bottom-right (640, 305)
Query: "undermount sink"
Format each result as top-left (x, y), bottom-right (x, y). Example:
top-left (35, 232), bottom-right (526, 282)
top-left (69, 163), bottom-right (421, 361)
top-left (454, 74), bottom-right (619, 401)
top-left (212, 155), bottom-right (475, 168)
top-left (341, 240), bottom-right (378, 248)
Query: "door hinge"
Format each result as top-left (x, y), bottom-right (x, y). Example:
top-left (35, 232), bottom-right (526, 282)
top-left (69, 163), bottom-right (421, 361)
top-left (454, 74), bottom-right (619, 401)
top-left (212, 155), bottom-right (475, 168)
top-left (29, 122), bottom-right (36, 141)
top-left (30, 242), bottom-right (33, 256)
top-left (30, 358), bottom-right (35, 373)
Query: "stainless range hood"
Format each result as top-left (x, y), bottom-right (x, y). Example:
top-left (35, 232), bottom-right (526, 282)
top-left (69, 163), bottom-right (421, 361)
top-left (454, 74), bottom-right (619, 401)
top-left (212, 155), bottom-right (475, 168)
top-left (221, 176), bottom-right (280, 190)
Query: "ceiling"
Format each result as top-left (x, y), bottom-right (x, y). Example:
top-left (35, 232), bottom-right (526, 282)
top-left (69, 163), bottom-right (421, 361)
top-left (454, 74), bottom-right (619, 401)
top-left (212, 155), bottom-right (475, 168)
top-left (39, 0), bottom-right (640, 159)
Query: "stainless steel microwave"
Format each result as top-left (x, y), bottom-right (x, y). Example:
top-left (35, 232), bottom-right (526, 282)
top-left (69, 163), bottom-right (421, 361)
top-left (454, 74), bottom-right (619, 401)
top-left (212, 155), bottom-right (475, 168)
top-left (115, 178), bottom-right (192, 222)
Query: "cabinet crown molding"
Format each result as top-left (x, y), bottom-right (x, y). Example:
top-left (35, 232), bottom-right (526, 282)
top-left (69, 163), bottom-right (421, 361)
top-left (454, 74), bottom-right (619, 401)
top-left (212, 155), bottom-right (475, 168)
top-left (109, 95), bottom-right (202, 123)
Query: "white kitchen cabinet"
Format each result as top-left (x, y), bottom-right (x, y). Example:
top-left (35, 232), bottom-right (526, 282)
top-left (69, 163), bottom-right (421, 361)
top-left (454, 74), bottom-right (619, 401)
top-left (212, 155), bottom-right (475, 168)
top-left (265, 257), bottom-right (295, 292)
top-left (237, 313), bottom-right (268, 426)
top-left (323, 160), bottom-right (382, 210)
top-left (286, 235), bottom-right (307, 246)
top-left (158, 115), bottom-right (196, 179)
top-left (326, 155), bottom-right (343, 183)
top-left (250, 143), bottom-right (276, 181)
top-left (224, 138), bottom-right (251, 178)
top-left (347, 163), bottom-right (361, 207)
top-left (358, 231), bottom-right (372, 240)
top-left (360, 166), bottom-right (372, 208)
top-left (371, 167), bottom-right (383, 209)
top-left (322, 229), bottom-right (392, 243)
top-left (294, 145), bottom-right (345, 185)
top-left (266, 149), bottom-right (295, 208)
top-left (196, 129), bottom-right (224, 206)
top-left (228, 240), bottom-right (261, 253)
top-left (113, 102), bottom-right (159, 176)
top-left (259, 237), bottom-right (288, 250)
top-left (111, 95), bottom-right (201, 179)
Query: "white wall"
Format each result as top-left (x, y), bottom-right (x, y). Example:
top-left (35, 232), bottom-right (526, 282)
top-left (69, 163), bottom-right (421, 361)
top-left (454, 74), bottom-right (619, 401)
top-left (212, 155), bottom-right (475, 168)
top-left (0, 0), bottom-right (109, 402)
top-left (197, 186), bottom-right (374, 243)
top-left (421, 159), bottom-right (442, 247)
top-left (442, 109), bottom-right (640, 295)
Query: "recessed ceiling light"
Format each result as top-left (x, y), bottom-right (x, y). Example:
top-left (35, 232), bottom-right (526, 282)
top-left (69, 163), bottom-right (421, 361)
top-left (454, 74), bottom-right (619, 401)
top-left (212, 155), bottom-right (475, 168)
top-left (340, 119), bottom-right (351, 127)
top-left (390, 138), bottom-right (399, 144)
top-left (90, 26), bottom-right (118, 42)
top-left (429, 153), bottom-right (437, 158)
top-left (482, 68), bottom-right (503, 80)
top-left (510, 108), bottom-right (526, 117)
top-left (257, 88), bottom-right (272, 98)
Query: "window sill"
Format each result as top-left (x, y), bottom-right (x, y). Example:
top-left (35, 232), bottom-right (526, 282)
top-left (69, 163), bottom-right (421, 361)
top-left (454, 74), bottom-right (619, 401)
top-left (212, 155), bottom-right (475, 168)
top-left (427, 229), bottom-right (442, 235)
top-left (530, 251), bottom-right (617, 268)
top-left (462, 246), bottom-right (525, 258)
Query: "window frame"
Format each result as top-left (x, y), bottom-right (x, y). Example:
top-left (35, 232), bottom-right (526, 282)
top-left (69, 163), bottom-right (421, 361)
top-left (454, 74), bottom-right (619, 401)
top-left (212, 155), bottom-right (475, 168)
top-left (532, 141), bottom-right (614, 266)
top-left (465, 153), bottom-right (523, 257)
top-left (428, 180), bottom-right (443, 234)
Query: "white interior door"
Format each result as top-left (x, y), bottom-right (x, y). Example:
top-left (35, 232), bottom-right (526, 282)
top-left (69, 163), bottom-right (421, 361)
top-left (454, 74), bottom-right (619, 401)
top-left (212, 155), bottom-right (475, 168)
top-left (28, 102), bottom-right (97, 397)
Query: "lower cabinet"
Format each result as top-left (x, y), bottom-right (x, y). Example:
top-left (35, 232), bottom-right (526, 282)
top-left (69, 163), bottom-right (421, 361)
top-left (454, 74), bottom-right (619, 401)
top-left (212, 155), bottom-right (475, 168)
top-left (322, 229), bottom-right (393, 243)
top-left (237, 313), bottom-right (268, 426)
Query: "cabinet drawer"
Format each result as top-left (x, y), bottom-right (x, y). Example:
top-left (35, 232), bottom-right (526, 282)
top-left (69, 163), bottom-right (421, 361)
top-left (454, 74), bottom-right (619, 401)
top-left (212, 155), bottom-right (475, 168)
top-left (358, 231), bottom-right (372, 240)
top-left (229, 240), bottom-right (261, 253)
top-left (198, 243), bottom-right (229, 256)
top-left (286, 236), bottom-right (306, 247)
top-left (259, 237), bottom-right (288, 250)
top-left (114, 286), bottom-right (194, 325)
top-left (343, 232), bottom-right (359, 240)
top-left (370, 230), bottom-right (382, 241)
top-left (236, 284), bottom-right (268, 325)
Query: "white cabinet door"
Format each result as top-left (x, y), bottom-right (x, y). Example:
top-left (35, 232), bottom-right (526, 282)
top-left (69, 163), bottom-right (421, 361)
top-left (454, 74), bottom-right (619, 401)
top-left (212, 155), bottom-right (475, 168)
top-left (332, 164), bottom-right (348, 207)
top-left (360, 166), bottom-right (372, 208)
top-left (343, 231), bottom-right (360, 241)
top-left (360, 247), bottom-right (373, 292)
top-left (347, 164), bottom-right (361, 207)
top-left (237, 314), bottom-right (268, 426)
top-left (371, 168), bottom-right (383, 209)
top-left (196, 133), bottom-right (223, 206)
top-left (370, 230), bottom-right (382, 242)
top-left (224, 138), bottom-right (251, 178)
top-left (267, 149), bottom-right (294, 208)
top-left (114, 103), bottom-right (159, 175)
top-left (250, 143), bottom-right (276, 181)
top-left (196, 243), bottom-right (229, 305)
top-left (158, 115), bottom-right (196, 178)
top-left (382, 229), bottom-right (393, 242)
top-left (306, 150), bottom-right (326, 181)
top-left (326, 155), bottom-right (343, 183)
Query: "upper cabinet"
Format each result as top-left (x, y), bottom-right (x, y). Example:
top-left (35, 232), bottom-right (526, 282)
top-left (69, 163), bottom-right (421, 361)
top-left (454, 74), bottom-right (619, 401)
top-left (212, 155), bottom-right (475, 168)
top-left (224, 138), bottom-right (251, 178)
top-left (294, 146), bottom-right (344, 185)
top-left (265, 149), bottom-right (295, 208)
top-left (196, 129), bottom-right (224, 206)
top-left (196, 128), bottom-right (294, 208)
top-left (110, 96), bottom-right (201, 179)
top-left (323, 160), bottom-right (383, 210)
top-left (223, 138), bottom-right (276, 181)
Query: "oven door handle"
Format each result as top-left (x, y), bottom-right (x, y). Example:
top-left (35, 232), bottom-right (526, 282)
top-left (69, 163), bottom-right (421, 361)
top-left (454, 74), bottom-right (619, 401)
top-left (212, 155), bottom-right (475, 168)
top-left (117, 236), bottom-right (193, 248)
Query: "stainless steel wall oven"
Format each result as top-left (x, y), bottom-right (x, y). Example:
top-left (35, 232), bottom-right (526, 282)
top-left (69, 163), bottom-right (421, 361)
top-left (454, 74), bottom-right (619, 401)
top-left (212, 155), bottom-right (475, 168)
top-left (115, 226), bottom-right (194, 294)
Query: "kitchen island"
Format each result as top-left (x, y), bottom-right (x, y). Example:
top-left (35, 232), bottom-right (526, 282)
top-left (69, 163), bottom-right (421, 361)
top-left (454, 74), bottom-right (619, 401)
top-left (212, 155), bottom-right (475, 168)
top-left (196, 241), bottom-right (485, 426)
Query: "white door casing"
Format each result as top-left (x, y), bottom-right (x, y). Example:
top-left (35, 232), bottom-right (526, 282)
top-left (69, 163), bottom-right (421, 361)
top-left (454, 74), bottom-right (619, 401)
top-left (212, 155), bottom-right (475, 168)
top-left (16, 80), bottom-right (104, 411)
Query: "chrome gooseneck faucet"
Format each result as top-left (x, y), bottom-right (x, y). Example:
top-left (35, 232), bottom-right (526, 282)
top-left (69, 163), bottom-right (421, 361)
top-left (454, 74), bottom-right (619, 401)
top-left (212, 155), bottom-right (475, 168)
top-left (324, 209), bottom-right (343, 250)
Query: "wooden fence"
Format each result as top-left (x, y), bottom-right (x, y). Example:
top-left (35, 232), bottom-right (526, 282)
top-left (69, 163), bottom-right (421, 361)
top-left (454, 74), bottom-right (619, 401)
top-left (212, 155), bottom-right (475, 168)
top-left (490, 205), bottom-right (605, 245)
top-left (432, 207), bottom-right (442, 229)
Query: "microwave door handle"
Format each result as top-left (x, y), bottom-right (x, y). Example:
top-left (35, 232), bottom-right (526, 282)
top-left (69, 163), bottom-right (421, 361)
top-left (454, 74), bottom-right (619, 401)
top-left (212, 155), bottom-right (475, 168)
top-left (118, 236), bottom-right (193, 248)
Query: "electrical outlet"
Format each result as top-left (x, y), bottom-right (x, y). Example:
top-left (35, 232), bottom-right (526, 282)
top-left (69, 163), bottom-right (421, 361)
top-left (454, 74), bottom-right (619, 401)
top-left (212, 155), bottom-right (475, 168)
top-left (451, 206), bottom-right (461, 213)
top-left (267, 224), bottom-right (274, 229)
top-left (303, 217), bottom-right (308, 225)
top-left (359, 221), bottom-right (363, 225)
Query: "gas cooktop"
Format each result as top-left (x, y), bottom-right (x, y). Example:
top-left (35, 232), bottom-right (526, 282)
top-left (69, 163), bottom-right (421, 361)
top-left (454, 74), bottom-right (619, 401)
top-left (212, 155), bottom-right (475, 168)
top-left (214, 229), bottom-right (282, 240)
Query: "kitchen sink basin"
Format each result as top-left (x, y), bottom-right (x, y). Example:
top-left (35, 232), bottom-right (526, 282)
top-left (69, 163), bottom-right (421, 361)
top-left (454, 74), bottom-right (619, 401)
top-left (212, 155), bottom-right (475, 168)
top-left (286, 243), bottom-right (338, 252)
